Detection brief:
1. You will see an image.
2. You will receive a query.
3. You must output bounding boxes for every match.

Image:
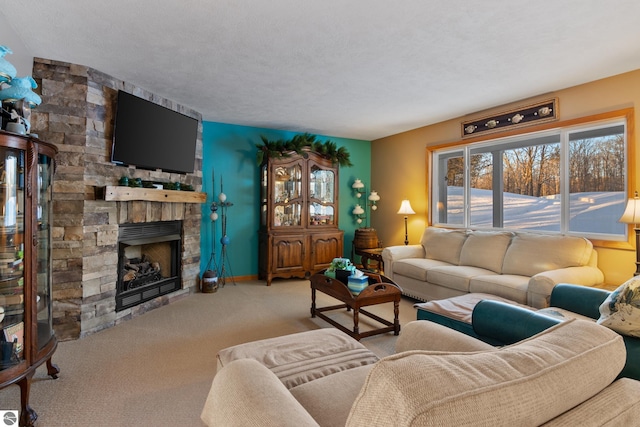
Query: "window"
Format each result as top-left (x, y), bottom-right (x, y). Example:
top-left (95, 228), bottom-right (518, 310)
top-left (430, 116), bottom-right (629, 241)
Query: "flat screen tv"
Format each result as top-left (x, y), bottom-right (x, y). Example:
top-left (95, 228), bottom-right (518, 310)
top-left (111, 90), bottom-right (198, 174)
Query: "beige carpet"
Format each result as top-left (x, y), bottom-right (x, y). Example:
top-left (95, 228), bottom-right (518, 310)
top-left (0, 279), bottom-right (418, 426)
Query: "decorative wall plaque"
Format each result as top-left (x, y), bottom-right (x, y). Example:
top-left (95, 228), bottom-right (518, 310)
top-left (461, 98), bottom-right (558, 138)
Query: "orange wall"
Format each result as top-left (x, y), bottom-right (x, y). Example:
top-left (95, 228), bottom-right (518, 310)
top-left (371, 69), bottom-right (640, 286)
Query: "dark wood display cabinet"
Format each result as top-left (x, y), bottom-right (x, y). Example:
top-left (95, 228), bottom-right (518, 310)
top-left (259, 150), bottom-right (344, 285)
top-left (0, 131), bottom-right (58, 427)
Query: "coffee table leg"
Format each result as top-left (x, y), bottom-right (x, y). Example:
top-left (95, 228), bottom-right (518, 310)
top-left (394, 300), bottom-right (400, 335)
top-left (311, 288), bottom-right (316, 317)
top-left (353, 308), bottom-right (360, 336)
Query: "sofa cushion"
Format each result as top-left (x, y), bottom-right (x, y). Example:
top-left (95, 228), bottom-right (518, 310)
top-left (392, 258), bottom-right (451, 281)
top-left (396, 319), bottom-right (496, 353)
top-left (216, 328), bottom-right (379, 389)
top-left (346, 319), bottom-right (626, 427)
top-left (420, 227), bottom-right (468, 265)
top-left (415, 293), bottom-right (527, 324)
top-left (414, 293), bottom-right (531, 343)
top-left (598, 276), bottom-right (640, 337)
top-left (469, 274), bottom-right (530, 304)
top-left (537, 307), bottom-right (595, 322)
top-left (502, 232), bottom-right (593, 277)
top-left (202, 358), bottom-right (321, 427)
top-left (459, 231), bottom-right (513, 273)
top-left (290, 365), bottom-right (371, 427)
top-left (427, 265), bottom-right (497, 293)
top-left (542, 378), bottom-right (640, 426)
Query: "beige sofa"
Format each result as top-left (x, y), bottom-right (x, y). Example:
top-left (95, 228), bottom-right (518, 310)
top-left (201, 319), bottom-right (640, 426)
top-left (382, 228), bottom-right (604, 308)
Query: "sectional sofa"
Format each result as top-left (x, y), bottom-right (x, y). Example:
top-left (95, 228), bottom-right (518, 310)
top-left (201, 319), bottom-right (640, 426)
top-left (382, 227), bottom-right (604, 308)
top-left (416, 283), bottom-right (640, 381)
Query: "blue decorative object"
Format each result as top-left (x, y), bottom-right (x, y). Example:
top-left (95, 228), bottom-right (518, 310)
top-left (348, 275), bottom-right (369, 295)
top-left (0, 46), bottom-right (16, 83)
top-left (0, 76), bottom-right (41, 107)
top-left (220, 235), bottom-right (230, 246)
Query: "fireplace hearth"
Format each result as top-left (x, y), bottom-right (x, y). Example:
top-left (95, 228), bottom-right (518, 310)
top-left (116, 221), bottom-right (182, 311)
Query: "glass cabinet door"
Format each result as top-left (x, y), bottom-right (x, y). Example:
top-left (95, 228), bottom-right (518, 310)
top-left (36, 154), bottom-right (54, 350)
top-left (308, 165), bottom-right (335, 226)
top-left (0, 148), bottom-right (24, 368)
top-left (273, 163), bottom-right (302, 227)
top-left (260, 165), bottom-right (268, 227)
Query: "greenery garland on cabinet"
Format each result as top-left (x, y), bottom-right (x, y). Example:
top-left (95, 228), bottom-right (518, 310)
top-left (256, 133), bottom-right (353, 167)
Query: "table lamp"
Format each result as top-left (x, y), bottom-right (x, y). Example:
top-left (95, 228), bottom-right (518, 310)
top-left (397, 199), bottom-right (415, 245)
top-left (619, 191), bottom-right (640, 276)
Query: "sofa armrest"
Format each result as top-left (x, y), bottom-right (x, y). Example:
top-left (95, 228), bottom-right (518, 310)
top-left (527, 266), bottom-right (605, 308)
top-left (201, 358), bottom-right (320, 427)
top-left (621, 336), bottom-right (640, 380)
top-left (396, 320), bottom-right (495, 353)
top-left (548, 283), bottom-right (640, 381)
top-left (472, 300), bottom-right (562, 346)
top-left (550, 283), bottom-right (610, 319)
top-left (382, 245), bottom-right (425, 280)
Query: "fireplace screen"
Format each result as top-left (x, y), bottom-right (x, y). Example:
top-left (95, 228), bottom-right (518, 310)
top-left (116, 221), bottom-right (182, 311)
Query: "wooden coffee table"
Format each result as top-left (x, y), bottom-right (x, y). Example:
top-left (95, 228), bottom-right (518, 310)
top-left (310, 272), bottom-right (402, 340)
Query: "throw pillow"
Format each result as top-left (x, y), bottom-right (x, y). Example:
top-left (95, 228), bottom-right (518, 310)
top-left (502, 232), bottom-right (592, 277)
top-left (459, 231), bottom-right (513, 273)
top-left (421, 227), bottom-right (467, 265)
top-left (597, 277), bottom-right (640, 337)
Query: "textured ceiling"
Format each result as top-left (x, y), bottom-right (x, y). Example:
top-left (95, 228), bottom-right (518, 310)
top-left (3, 1), bottom-right (640, 140)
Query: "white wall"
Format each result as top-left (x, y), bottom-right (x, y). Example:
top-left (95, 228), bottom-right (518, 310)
top-left (0, 13), bottom-right (34, 76)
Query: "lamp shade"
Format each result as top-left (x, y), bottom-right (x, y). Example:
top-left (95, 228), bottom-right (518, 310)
top-left (620, 191), bottom-right (640, 226)
top-left (352, 179), bottom-right (364, 190)
top-left (352, 204), bottom-right (365, 215)
top-left (397, 199), bottom-right (415, 215)
top-left (368, 191), bottom-right (380, 202)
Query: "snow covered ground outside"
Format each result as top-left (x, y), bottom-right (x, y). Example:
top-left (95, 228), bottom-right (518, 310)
top-left (442, 187), bottom-right (626, 235)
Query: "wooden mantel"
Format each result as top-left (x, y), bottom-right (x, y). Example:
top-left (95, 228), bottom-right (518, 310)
top-left (103, 186), bottom-right (207, 203)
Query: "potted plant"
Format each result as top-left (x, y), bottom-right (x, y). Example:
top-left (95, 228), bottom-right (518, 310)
top-left (325, 258), bottom-right (356, 284)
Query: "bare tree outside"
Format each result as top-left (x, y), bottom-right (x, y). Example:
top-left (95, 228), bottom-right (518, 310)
top-left (503, 144), bottom-right (560, 197)
top-left (570, 134), bottom-right (624, 193)
top-left (437, 123), bottom-right (626, 236)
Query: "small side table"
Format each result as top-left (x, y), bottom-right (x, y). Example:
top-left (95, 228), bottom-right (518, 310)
top-left (355, 247), bottom-right (384, 272)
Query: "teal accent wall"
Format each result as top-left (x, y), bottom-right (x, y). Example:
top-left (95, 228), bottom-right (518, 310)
top-left (200, 122), bottom-right (371, 279)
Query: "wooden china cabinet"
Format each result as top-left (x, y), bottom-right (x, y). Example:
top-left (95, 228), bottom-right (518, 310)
top-left (259, 150), bottom-right (344, 285)
top-left (0, 131), bottom-right (58, 427)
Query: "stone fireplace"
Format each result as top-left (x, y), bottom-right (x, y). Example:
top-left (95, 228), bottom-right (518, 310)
top-left (30, 58), bottom-right (204, 340)
top-left (116, 221), bottom-right (182, 311)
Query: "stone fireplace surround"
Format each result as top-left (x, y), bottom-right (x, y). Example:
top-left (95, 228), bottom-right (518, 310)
top-left (30, 58), bottom-right (204, 340)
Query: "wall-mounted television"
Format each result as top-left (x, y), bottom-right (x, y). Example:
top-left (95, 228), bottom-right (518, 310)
top-left (111, 90), bottom-right (198, 174)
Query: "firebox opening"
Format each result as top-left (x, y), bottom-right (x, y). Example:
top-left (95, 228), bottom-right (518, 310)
top-left (116, 221), bottom-right (182, 312)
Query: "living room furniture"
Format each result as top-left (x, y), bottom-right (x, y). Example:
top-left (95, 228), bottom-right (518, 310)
top-left (354, 247), bottom-right (383, 272)
top-left (414, 292), bottom-right (535, 343)
top-left (619, 190), bottom-right (640, 276)
top-left (396, 199), bottom-right (415, 245)
top-left (201, 318), bottom-right (640, 426)
top-left (415, 284), bottom-right (640, 381)
top-left (0, 132), bottom-right (58, 427)
top-left (382, 227), bottom-right (604, 308)
top-left (310, 272), bottom-right (401, 340)
top-left (351, 227), bottom-right (382, 270)
top-left (258, 150), bottom-right (344, 285)
top-left (215, 328), bottom-right (380, 390)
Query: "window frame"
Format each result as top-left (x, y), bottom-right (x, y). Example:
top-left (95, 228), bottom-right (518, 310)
top-left (426, 108), bottom-right (636, 250)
